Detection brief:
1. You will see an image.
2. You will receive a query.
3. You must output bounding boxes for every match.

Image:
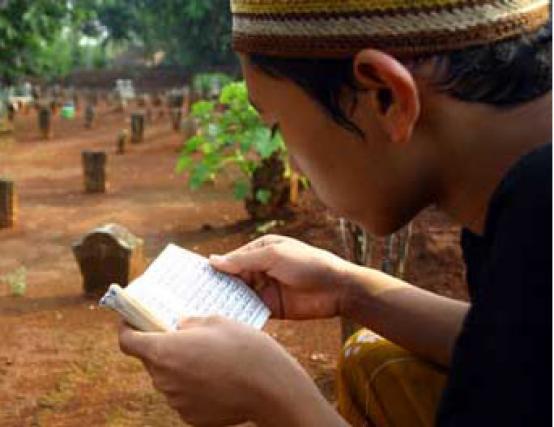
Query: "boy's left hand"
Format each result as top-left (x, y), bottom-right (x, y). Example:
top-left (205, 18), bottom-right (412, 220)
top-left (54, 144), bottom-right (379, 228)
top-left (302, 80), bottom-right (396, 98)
top-left (118, 316), bottom-right (327, 426)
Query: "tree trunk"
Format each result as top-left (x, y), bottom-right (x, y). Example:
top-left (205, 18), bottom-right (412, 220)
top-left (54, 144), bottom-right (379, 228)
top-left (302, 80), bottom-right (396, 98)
top-left (245, 153), bottom-right (290, 221)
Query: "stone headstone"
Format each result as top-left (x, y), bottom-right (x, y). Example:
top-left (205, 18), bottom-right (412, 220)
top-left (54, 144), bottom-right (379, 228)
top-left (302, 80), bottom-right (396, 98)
top-left (131, 112), bottom-right (145, 144)
top-left (82, 151), bottom-right (107, 193)
top-left (0, 179), bottom-right (16, 228)
top-left (72, 223), bottom-right (146, 297)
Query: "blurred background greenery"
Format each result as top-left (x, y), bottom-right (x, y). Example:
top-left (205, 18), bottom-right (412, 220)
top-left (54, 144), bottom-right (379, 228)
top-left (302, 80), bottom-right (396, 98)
top-left (0, 0), bottom-right (236, 84)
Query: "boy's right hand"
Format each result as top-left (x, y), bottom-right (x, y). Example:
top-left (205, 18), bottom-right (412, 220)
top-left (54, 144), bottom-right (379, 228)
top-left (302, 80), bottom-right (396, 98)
top-left (209, 235), bottom-right (352, 320)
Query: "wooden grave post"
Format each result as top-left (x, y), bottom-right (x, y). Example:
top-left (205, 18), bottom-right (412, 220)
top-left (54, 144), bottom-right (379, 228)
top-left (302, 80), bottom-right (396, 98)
top-left (7, 103), bottom-right (15, 123)
top-left (84, 104), bottom-right (95, 129)
top-left (183, 86), bottom-right (191, 115)
top-left (114, 93), bottom-right (125, 113)
top-left (50, 99), bottom-right (59, 115)
top-left (131, 112), bottom-right (145, 144)
top-left (145, 107), bottom-right (153, 124)
top-left (82, 151), bottom-right (107, 193)
top-left (170, 108), bottom-right (182, 132)
top-left (38, 105), bottom-right (52, 140)
top-left (116, 129), bottom-right (129, 155)
top-left (101, 91), bottom-right (109, 106)
top-left (90, 91), bottom-right (99, 107)
top-left (0, 179), bottom-right (16, 228)
top-left (152, 92), bottom-right (163, 108)
top-left (72, 223), bottom-right (146, 297)
top-left (73, 92), bottom-right (80, 111)
top-left (136, 94), bottom-right (147, 108)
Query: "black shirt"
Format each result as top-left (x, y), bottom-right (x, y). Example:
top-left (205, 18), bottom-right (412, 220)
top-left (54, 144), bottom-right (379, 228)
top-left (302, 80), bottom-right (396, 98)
top-left (437, 144), bottom-right (552, 426)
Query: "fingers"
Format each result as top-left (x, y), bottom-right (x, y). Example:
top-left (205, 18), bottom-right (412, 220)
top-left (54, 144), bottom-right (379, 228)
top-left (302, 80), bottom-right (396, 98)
top-left (258, 283), bottom-right (286, 319)
top-left (118, 322), bottom-right (164, 362)
top-left (176, 316), bottom-right (207, 330)
top-left (176, 315), bottom-right (227, 330)
top-left (209, 243), bottom-right (281, 275)
top-left (209, 235), bottom-right (285, 273)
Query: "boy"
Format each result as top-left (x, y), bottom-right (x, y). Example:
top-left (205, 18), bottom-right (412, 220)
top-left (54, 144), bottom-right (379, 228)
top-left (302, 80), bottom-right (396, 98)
top-left (119, 1), bottom-right (552, 425)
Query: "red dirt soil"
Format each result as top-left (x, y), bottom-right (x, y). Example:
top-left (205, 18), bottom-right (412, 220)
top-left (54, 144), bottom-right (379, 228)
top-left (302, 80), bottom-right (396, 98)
top-left (0, 103), bottom-right (467, 426)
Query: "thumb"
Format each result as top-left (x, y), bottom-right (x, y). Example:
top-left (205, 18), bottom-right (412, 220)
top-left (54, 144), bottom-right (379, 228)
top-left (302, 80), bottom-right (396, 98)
top-left (208, 254), bottom-right (242, 275)
top-left (118, 322), bottom-right (163, 362)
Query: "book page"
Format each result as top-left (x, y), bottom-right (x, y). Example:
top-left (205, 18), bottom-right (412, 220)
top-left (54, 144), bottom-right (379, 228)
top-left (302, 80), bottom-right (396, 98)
top-left (119, 244), bottom-right (271, 331)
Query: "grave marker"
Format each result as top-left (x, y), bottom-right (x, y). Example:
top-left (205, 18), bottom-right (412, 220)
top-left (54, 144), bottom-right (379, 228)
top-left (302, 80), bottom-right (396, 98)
top-left (7, 103), bottom-right (15, 123)
top-left (131, 112), bottom-right (145, 144)
top-left (171, 108), bottom-right (182, 132)
top-left (72, 223), bottom-right (146, 297)
top-left (82, 151), bottom-right (107, 193)
top-left (84, 104), bottom-right (95, 129)
top-left (117, 129), bottom-right (129, 154)
top-left (73, 92), bottom-right (80, 111)
top-left (38, 105), bottom-right (52, 140)
top-left (0, 179), bottom-right (16, 228)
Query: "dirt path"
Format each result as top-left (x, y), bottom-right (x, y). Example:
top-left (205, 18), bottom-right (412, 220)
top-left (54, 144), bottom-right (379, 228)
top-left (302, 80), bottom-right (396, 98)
top-left (0, 103), bottom-right (466, 426)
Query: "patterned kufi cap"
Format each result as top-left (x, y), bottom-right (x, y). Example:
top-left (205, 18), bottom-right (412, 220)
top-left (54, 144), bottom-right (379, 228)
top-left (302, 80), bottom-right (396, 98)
top-left (231, 0), bottom-right (550, 57)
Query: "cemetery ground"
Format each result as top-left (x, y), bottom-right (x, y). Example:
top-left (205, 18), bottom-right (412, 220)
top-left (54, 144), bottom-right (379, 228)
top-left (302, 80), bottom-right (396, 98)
top-left (0, 102), bottom-right (467, 426)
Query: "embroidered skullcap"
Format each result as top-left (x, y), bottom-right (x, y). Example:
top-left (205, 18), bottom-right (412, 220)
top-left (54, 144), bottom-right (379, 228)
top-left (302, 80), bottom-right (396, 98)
top-left (231, 0), bottom-right (550, 57)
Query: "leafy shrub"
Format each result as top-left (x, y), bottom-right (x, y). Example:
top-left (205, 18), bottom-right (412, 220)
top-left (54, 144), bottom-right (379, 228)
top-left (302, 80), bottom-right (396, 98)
top-left (176, 81), bottom-right (290, 218)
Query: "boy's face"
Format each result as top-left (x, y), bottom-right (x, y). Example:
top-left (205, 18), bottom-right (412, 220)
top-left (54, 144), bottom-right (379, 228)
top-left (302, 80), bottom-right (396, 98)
top-left (240, 55), bottom-right (435, 236)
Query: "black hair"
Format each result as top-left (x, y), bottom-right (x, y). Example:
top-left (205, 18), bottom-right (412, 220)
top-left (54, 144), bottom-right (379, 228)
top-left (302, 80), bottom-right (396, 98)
top-left (249, 23), bottom-right (552, 135)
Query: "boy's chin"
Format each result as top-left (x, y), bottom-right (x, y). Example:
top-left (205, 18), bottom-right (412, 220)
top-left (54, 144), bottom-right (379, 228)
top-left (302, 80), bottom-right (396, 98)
top-left (354, 216), bottom-right (410, 237)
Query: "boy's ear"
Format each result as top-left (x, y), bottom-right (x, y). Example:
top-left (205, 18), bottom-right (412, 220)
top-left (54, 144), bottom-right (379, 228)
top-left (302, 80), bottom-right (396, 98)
top-left (353, 49), bottom-right (420, 144)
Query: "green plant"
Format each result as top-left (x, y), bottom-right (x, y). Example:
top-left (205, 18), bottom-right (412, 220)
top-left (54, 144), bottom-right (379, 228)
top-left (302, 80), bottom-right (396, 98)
top-left (2, 266), bottom-right (27, 297)
top-left (176, 81), bottom-right (290, 219)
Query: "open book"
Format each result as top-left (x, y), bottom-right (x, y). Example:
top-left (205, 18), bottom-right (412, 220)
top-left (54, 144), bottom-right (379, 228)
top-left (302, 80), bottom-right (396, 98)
top-left (99, 244), bottom-right (271, 332)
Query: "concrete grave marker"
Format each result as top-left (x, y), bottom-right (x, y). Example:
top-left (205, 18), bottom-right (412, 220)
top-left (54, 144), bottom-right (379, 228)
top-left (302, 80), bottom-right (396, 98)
top-left (73, 223), bottom-right (146, 297)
